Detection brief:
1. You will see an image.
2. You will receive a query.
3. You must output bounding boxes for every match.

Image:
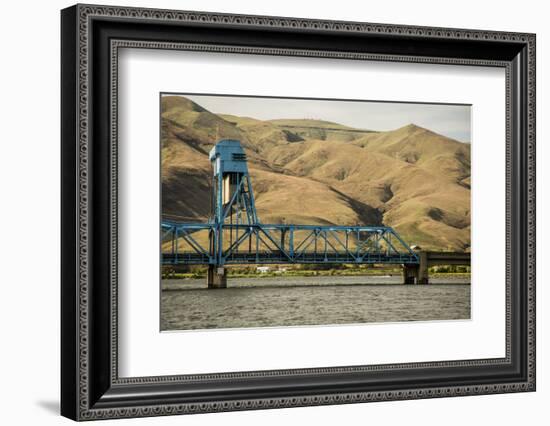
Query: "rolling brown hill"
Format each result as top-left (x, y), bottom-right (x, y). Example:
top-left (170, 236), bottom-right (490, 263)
top-left (161, 95), bottom-right (470, 251)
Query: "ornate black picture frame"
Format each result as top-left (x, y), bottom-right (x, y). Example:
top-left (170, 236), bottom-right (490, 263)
top-left (61, 4), bottom-right (536, 421)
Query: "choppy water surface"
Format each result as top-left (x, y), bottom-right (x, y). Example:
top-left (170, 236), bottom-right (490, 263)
top-left (161, 275), bottom-right (470, 331)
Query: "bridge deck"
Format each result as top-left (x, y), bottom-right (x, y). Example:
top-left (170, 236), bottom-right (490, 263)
top-left (426, 251), bottom-right (471, 265)
top-left (161, 252), bottom-right (419, 265)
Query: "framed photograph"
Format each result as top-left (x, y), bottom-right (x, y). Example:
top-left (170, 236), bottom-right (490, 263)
top-left (61, 4), bottom-right (536, 421)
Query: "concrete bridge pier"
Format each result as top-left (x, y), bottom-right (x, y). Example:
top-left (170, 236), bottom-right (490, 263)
top-left (207, 265), bottom-right (227, 289)
top-left (403, 251), bottom-right (429, 284)
top-left (402, 264), bottom-right (418, 284)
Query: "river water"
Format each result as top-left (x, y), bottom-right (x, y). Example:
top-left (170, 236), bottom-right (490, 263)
top-left (161, 275), bottom-right (470, 331)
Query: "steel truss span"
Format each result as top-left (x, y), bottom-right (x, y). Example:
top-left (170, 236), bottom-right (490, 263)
top-left (162, 223), bottom-right (418, 265)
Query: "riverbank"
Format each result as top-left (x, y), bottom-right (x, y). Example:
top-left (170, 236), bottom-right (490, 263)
top-left (162, 269), bottom-right (471, 280)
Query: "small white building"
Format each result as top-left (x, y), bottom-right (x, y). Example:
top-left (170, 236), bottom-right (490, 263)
top-left (256, 266), bottom-right (271, 274)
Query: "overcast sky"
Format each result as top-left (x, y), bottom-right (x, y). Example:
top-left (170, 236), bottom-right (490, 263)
top-left (169, 94), bottom-right (471, 143)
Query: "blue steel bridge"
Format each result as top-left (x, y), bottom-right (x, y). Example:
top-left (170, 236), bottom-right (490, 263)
top-left (161, 139), bottom-right (419, 288)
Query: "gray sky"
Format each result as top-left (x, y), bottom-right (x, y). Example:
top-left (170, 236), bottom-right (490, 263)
top-left (170, 94), bottom-right (471, 143)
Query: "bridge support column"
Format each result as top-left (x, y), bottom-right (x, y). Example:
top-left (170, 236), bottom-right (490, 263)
top-left (207, 265), bottom-right (227, 289)
top-left (417, 251), bottom-right (429, 284)
top-left (403, 251), bottom-right (429, 284)
top-left (402, 264), bottom-right (418, 284)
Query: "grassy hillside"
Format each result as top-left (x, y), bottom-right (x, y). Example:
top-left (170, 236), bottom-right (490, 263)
top-left (161, 95), bottom-right (470, 251)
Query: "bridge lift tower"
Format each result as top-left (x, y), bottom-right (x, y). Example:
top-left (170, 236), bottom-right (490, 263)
top-left (208, 140), bottom-right (258, 287)
top-left (162, 139), bottom-right (419, 288)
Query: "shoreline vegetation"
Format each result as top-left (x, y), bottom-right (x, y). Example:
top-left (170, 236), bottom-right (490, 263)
top-left (162, 265), bottom-right (471, 280)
